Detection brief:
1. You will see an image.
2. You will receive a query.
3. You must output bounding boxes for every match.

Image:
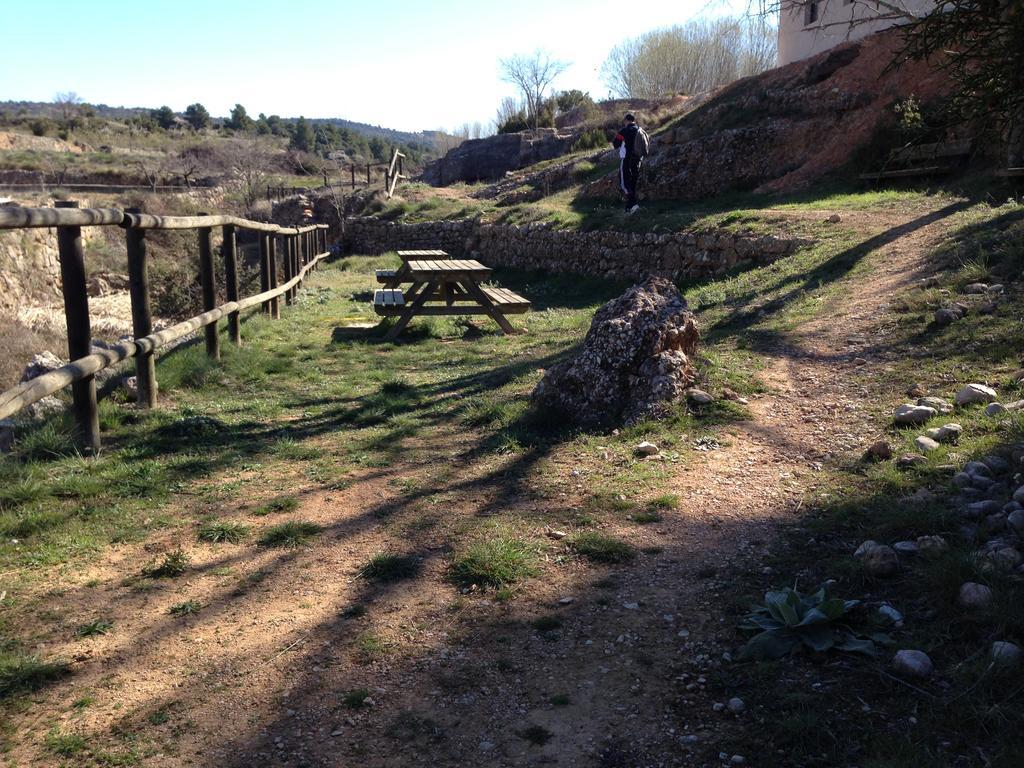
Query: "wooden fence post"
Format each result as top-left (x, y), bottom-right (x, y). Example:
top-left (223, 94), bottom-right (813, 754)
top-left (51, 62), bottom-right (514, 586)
top-left (350, 165), bottom-right (356, 189)
top-left (197, 216), bottom-right (219, 360)
top-left (222, 224), bottom-right (241, 345)
top-left (269, 235), bottom-right (280, 319)
top-left (282, 235), bottom-right (294, 306)
top-left (259, 233), bottom-right (271, 315)
top-left (54, 200), bottom-right (100, 454)
top-left (125, 207), bottom-right (156, 408)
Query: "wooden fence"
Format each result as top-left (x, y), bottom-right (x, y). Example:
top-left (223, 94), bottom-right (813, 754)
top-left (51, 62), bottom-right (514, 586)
top-left (266, 149), bottom-right (410, 201)
top-left (0, 203), bottom-right (331, 454)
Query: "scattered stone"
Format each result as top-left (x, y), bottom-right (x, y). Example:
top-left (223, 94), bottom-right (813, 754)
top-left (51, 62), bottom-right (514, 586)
top-left (531, 277), bottom-right (699, 427)
top-left (622, 602), bottom-right (640, 610)
top-left (712, 702), bottom-right (725, 712)
top-left (727, 697), bottom-right (746, 714)
top-left (916, 535), bottom-right (948, 559)
top-left (914, 436), bottom-right (941, 452)
top-left (635, 442), bottom-right (659, 457)
top-left (964, 461), bottom-right (992, 478)
top-left (730, 756), bottom-right (746, 766)
top-left (863, 440), bottom-right (892, 462)
top-left (926, 423), bottom-right (962, 443)
top-left (965, 500), bottom-right (1002, 520)
top-left (1014, 486), bottom-right (1024, 505)
top-left (934, 307), bottom-right (961, 326)
top-left (958, 582), bottom-right (993, 610)
top-left (558, 596), bottom-right (576, 605)
top-left (854, 540), bottom-right (881, 558)
top-left (955, 383), bottom-right (998, 406)
top-left (983, 455), bottom-right (1010, 474)
top-left (906, 383), bottom-right (928, 398)
top-left (853, 357), bottom-right (868, 366)
top-left (952, 472), bottom-right (974, 488)
top-left (826, 213), bottom-right (842, 223)
top-left (987, 546), bottom-right (1021, 570)
top-left (546, 528), bottom-right (568, 540)
top-left (991, 641), bottom-right (1022, 667)
top-left (893, 541), bottom-right (918, 555)
top-left (862, 544), bottom-right (899, 577)
top-left (894, 404), bottom-right (937, 425)
top-left (892, 649), bottom-right (934, 679)
top-left (918, 396), bottom-right (953, 414)
top-left (877, 603), bottom-right (904, 626)
top-left (686, 388), bottom-right (715, 405)
top-left (896, 453), bottom-right (927, 469)
top-left (963, 283), bottom-right (990, 294)
top-left (989, 284), bottom-right (1005, 294)
top-left (1007, 509), bottom-right (1024, 535)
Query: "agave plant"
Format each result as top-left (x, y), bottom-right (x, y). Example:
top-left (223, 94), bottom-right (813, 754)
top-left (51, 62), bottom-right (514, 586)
top-left (738, 587), bottom-right (890, 661)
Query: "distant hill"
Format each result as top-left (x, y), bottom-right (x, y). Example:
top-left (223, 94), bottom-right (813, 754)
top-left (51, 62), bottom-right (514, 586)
top-left (0, 101), bottom-right (436, 148)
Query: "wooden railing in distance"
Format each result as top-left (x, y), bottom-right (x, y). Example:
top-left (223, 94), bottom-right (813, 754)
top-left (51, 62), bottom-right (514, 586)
top-left (384, 149), bottom-right (407, 200)
top-left (0, 203), bottom-right (331, 454)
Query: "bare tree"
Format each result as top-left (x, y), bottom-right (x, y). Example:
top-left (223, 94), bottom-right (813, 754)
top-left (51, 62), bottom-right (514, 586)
top-left (601, 17), bottom-right (777, 99)
top-left (53, 91), bottom-right (83, 127)
top-left (133, 156), bottom-right (171, 193)
top-left (224, 136), bottom-right (274, 209)
top-left (499, 50), bottom-right (570, 135)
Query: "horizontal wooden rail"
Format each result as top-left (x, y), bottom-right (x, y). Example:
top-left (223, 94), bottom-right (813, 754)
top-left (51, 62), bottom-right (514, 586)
top-left (0, 250), bottom-right (328, 422)
top-left (0, 206), bottom-right (327, 234)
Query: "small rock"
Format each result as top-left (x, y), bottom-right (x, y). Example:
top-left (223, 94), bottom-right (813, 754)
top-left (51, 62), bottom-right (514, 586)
top-left (965, 461), bottom-right (993, 478)
top-left (896, 453), bottom-right (927, 469)
top-left (712, 702), bottom-right (725, 712)
top-left (983, 455), bottom-right (1010, 474)
top-left (926, 423), bottom-right (962, 443)
top-left (862, 545), bottom-right (899, 577)
top-left (730, 756), bottom-right (746, 766)
top-left (934, 308), bottom-right (961, 326)
top-left (727, 697), bottom-right (746, 713)
top-left (952, 472), bottom-right (974, 488)
top-left (956, 383), bottom-right (998, 406)
top-left (854, 540), bottom-right (881, 558)
top-left (958, 581), bottom-right (993, 609)
top-left (906, 383), bottom-right (928, 398)
top-left (989, 284), bottom-right (1005, 293)
top-left (894, 404), bottom-right (937, 425)
top-left (1007, 509), bottom-right (1024, 535)
top-left (918, 396), bottom-right (953, 414)
top-left (634, 441), bottom-right (659, 456)
top-left (686, 388), bottom-right (715, 405)
top-left (965, 500), bottom-right (1002, 520)
top-left (853, 357), bottom-right (868, 366)
top-left (558, 596), bottom-right (575, 605)
top-left (914, 436), bottom-right (941, 452)
top-left (826, 213), bottom-right (842, 223)
top-left (546, 528), bottom-right (569, 540)
top-left (893, 541), bottom-right (918, 555)
top-left (877, 603), bottom-right (904, 626)
top-left (916, 535), bottom-right (948, 558)
top-left (1014, 487), bottom-right (1024, 505)
top-left (963, 282), bottom-right (989, 294)
top-left (991, 641), bottom-right (1022, 666)
top-left (622, 602), bottom-right (640, 610)
top-left (863, 440), bottom-right (892, 462)
top-left (893, 649), bottom-right (934, 679)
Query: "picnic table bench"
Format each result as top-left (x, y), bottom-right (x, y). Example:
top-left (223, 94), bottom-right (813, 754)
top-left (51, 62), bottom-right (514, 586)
top-left (375, 250), bottom-right (449, 288)
top-left (859, 139), bottom-right (972, 182)
top-left (372, 257), bottom-right (530, 339)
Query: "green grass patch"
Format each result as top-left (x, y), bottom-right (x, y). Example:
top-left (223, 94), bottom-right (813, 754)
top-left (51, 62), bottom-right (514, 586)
top-left (74, 619), bottom-right (113, 638)
top-left (258, 521), bottom-right (323, 548)
top-left (359, 552), bottom-right (421, 582)
top-left (141, 549), bottom-right (189, 578)
top-left (0, 651), bottom-right (69, 699)
top-left (168, 600), bottom-right (202, 616)
top-left (448, 537), bottom-right (537, 589)
top-left (197, 519), bottom-right (250, 544)
top-left (252, 496), bottom-right (299, 516)
top-left (569, 532), bottom-right (636, 564)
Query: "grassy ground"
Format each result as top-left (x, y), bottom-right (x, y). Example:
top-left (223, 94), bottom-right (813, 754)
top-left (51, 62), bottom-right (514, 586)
top-left (2, 187), bottom-right (1024, 765)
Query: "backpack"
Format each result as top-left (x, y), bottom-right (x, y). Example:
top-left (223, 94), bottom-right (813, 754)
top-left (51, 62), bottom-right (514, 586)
top-left (633, 126), bottom-right (650, 158)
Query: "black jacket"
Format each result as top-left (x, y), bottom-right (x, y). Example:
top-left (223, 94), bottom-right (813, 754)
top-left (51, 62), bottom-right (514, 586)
top-left (613, 123), bottom-right (641, 159)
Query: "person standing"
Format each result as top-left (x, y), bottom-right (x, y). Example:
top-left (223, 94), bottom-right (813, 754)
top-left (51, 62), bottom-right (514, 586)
top-left (612, 113), bottom-right (649, 213)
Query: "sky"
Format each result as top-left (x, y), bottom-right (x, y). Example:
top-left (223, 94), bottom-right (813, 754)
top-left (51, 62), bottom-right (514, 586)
top-left (3, 0), bottom-right (753, 134)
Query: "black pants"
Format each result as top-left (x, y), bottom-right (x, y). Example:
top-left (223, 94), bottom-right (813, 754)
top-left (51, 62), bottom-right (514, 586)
top-left (620, 157), bottom-right (641, 209)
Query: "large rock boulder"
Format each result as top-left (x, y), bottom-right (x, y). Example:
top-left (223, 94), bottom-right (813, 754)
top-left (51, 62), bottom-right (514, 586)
top-left (531, 277), bottom-right (699, 428)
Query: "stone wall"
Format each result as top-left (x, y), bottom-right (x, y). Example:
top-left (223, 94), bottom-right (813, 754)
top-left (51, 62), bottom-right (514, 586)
top-left (345, 218), bottom-right (806, 282)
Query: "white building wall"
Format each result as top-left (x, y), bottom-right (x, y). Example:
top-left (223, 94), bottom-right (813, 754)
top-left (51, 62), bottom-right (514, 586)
top-left (778, 0), bottom-right (936, 66)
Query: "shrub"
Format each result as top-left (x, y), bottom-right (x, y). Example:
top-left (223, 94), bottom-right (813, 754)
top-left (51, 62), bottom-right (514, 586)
top-left (572, 128), bottom-right (608, 152)
top-left (0, 651), bottom-right (68, 699)
top-left (75, 619), bottom-right (113, 638)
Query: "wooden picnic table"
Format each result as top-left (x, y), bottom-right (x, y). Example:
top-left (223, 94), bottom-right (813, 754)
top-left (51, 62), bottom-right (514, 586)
top-left (372, 257), bottom-right (530, 339)
top-left (376, 250), bottom-right (449, 288)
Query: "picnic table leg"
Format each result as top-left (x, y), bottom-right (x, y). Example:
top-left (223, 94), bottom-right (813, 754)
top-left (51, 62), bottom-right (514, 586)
top-left (385, 280), bottom-right (435, 340)
top-left (460, 279), bottom-right (521, 335)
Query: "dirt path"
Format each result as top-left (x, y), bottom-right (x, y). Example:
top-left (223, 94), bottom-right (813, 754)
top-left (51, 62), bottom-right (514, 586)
top-left (8, 203), bottom-right (965, 767)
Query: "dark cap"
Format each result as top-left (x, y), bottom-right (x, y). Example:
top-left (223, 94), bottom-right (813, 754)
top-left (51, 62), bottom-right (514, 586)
top-left (624, 113), bottom-right (636, 122)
